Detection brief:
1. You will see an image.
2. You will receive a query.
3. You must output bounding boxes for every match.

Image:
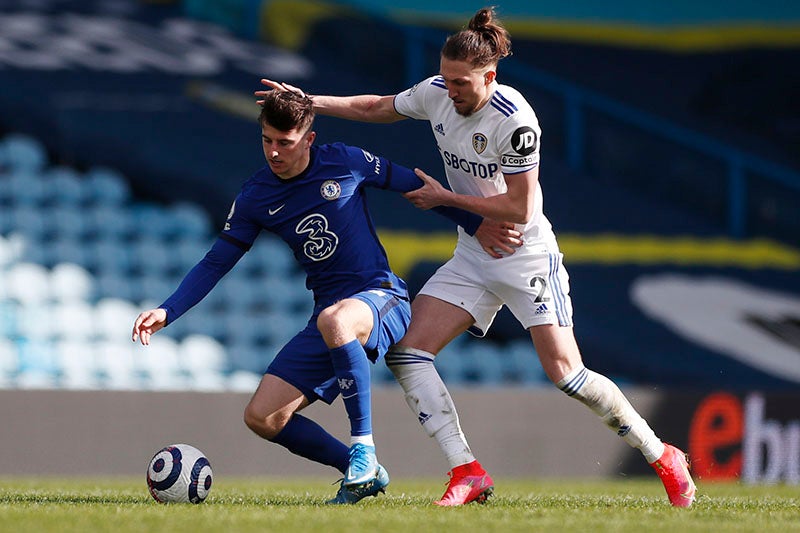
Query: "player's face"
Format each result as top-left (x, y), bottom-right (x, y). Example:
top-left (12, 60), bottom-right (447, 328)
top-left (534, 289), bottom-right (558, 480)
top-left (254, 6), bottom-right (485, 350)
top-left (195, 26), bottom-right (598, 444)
top-left (439, 57), bottom-right (495, 116)
top-left (261, 122), bottom-right (315, 179)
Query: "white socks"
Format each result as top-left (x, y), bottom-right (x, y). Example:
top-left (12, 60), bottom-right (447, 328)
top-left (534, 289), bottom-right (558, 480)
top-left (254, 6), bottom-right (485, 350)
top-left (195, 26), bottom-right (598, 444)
top-left (557, 365), bottom-right (665, 463)
top-left (351, 435), bottom-right (374, 447)
top-left (385, 346), bottom-right (475, 468)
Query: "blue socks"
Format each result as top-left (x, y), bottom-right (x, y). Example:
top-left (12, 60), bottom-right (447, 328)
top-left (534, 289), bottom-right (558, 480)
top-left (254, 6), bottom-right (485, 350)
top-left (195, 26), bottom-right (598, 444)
top-left (270, 414), bottom-right (349, 473)
top-left (330, 339), bottom-right (372, 437)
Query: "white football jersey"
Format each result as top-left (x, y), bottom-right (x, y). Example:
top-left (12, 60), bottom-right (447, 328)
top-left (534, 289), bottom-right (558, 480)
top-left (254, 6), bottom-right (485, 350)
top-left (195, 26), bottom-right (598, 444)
top-left (394, 75), bottom-right (557, 252)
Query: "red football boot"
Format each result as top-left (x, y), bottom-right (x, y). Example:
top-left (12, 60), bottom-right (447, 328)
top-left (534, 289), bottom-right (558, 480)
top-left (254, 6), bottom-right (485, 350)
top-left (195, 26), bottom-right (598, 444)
top-left (650, 444), bottom-right (697, 507)
top-left (434, 460), bottom-right (494, 506)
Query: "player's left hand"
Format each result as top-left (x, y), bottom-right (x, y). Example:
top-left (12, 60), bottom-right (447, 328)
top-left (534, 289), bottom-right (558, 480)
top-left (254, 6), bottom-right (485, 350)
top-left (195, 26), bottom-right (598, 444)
top-left (475, 219), bottom-right (523, 258)
top-left (403, 169), bottom-right (451, 210)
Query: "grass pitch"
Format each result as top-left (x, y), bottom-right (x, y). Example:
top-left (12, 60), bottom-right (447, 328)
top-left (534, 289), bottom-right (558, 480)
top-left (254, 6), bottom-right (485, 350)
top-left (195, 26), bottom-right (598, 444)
top-left (1, 477), bottom-right (798, 533)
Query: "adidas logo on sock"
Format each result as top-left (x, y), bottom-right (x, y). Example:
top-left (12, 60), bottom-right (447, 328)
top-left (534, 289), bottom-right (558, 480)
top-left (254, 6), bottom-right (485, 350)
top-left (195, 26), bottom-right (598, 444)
top-left (418, 411), bottom-right (432, 425)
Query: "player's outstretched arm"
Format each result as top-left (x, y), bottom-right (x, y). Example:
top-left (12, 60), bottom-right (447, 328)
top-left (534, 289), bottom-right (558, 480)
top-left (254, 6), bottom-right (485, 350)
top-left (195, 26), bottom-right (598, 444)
top-left (132, 308), bottom-right (167, 346)
top-left (256, 79), bottom-right (405, 124)
top-left (406, 168), bottom-right (538, 225)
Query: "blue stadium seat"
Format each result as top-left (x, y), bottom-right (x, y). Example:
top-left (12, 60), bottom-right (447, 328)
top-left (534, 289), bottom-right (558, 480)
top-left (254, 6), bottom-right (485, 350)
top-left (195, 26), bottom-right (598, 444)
top-left (249, 237), bottom-right (295, 276)
top-left (167, 202), bottom-right (213, 240)
top-left (129, 236), bottom-right (173, 277)
top-left (95, 340), bottom-right (141, 390)
top-left (49, 205), bottom-right (92, 242)
top-left (46, 239), bottom-right (92, 270)
top-left (83, 166), bottom-right (131, 207)
top-left (0, 338), bottom-right (19, 379)
top-left (44, 166), bottom-right (85, 207)
top-left (6, 170), bottom-right (48, 207)
top-left (226, 339), bottom-right (268, 374)
top-left (10, 204), bottom-right (48, 242)
top-left (3, 134), bottom-right (47, 173)
top-left (90, 205), bottom-right (135, 242)
top-left (505, 340), bottom-right (547, 385)
top-left (5, 263), bottom-right (51, 306)
top-left (55, 340), bottom-right (103, 390)
top-left (173, 237), bottom-right (211, 273)
top-left (87, 239), bottom-right (134, 277)
top-left (226, 370), bottom-right (262, 392)
top-left (50, 263), bottom-right (94, 304)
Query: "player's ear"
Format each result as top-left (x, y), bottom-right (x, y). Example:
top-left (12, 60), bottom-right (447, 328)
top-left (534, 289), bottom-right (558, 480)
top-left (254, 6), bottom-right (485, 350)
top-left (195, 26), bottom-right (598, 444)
top-left (306, 130), bottom-right (316, 147)
top-left (484, 70), bottom-right (496, 84)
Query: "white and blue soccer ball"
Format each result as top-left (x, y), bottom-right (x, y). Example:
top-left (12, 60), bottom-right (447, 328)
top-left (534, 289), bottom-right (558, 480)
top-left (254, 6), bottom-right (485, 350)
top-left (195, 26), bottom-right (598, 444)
top-left (146, 443), bottom-right (213, 504)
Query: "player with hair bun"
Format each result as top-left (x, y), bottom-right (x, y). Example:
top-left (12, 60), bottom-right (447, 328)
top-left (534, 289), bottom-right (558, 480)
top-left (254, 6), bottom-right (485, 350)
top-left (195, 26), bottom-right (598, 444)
top-left (132, 89), bottom-right (501, 504)
top-left (260, 6), bottom-right (695, 508)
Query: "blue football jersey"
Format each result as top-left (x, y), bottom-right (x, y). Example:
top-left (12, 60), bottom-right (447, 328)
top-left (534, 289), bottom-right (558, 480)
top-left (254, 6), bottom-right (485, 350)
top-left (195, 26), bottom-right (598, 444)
top-left (221, 142), bottom-right (408, 308)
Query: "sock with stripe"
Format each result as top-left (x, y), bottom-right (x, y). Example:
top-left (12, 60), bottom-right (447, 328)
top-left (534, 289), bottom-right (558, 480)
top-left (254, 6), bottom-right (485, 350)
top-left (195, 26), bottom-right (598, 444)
top-left (386, 345), bottom-right (475, 468)
top-left (557, 365), bottom-right (665, 463)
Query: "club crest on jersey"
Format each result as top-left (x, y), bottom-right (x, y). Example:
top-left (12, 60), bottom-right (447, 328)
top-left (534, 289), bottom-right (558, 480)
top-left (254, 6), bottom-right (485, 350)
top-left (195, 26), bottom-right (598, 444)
top-left (472, 133), bottom-right (488, 154)
top-left (320, 180), bottom-right (341, 200)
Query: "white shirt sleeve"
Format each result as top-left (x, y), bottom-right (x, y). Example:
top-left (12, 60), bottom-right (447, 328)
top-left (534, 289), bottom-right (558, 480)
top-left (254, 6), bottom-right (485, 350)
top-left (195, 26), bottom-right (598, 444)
top-left (496, 105), bottom-right (541, 175)
top-left (392, 76), bottom-right (437, 121)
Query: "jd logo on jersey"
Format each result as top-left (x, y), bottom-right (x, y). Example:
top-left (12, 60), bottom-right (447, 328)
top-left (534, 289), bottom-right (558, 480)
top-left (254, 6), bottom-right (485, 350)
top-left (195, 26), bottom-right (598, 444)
top-left (511, 126), bottom-right (538, 156)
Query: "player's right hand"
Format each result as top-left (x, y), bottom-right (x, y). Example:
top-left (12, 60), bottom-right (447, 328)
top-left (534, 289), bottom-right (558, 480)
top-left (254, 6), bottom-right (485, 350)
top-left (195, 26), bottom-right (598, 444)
top-left (255, 79), bottom-right (308, 105)
top-left (132, 308), bottom-right (167, 346)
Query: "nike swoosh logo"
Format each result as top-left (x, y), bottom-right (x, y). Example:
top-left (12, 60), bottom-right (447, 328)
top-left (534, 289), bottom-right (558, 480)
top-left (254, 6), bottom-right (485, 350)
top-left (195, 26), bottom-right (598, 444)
top-left (268, 204), bottom-right (285, 215)
top-left (341, 393), bottom-right (358, 399)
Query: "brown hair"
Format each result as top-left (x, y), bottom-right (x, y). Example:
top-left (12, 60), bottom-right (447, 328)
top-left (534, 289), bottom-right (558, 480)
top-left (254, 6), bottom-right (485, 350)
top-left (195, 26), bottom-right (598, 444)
top-left (258, 90), bottom-right (315, 133)
top-left (441, 6), bottom-right (511, 69)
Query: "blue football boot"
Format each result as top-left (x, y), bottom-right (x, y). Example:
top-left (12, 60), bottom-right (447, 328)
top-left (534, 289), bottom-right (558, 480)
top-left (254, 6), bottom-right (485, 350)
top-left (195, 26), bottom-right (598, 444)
top-left (326, 464), bottom-right (390, 505)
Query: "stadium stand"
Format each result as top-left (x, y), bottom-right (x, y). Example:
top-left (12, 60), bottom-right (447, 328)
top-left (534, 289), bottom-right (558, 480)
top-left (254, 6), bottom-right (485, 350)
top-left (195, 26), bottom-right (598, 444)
top-left (1, 1), bottom-right (798, 392)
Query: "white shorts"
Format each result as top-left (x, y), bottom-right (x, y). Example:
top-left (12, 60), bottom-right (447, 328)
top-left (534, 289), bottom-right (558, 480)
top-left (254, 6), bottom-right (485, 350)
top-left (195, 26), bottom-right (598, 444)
top-left (418, 242), bottom-right (574, 336)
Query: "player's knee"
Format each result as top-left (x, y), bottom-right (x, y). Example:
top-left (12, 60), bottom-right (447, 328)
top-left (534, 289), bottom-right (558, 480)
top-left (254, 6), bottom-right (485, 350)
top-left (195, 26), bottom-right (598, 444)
top-left (316, 305), bottom-right (348, 343)
top-left (243, 403), bottom-right (285, 440)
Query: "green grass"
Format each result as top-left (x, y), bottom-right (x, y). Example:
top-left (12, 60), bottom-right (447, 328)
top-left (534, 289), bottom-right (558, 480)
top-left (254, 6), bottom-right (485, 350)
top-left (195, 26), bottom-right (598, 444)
top-left (0, 477), bottom-right (798, 533)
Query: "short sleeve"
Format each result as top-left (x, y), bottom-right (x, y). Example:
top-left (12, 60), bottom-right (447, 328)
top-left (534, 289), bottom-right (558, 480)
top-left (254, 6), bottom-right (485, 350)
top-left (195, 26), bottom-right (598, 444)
top-left (497, 109), bottom-right (542, 175)
top-left (393, 76), bottom-right (438, 120)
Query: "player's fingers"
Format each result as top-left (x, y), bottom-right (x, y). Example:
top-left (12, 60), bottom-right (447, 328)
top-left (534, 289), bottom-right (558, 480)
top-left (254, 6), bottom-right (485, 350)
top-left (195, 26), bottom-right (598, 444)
top-left (413, 168), bottom-right (434, 182)
top-left (260, 78), bottom-right (282, 89)
top-left (280, 82), bottom-right (306, 97)
top-left (482, 244), bottom-right (502, 258)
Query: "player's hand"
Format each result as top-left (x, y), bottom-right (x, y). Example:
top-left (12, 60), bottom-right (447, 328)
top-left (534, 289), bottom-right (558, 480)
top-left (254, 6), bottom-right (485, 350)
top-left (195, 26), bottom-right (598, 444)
top-left (403, 168), bottom-right (451, 210)
top-left (474, 219), bottom-right (523, 258)
top-left (132, 308), bottom-right (167, 346)
top-left (255, 79), bottom-right (308, 105)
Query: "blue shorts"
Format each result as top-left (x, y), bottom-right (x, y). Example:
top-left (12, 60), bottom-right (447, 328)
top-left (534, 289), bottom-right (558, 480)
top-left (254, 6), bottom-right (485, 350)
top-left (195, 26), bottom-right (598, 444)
top-left (265, 289), bottom-right (411, 405)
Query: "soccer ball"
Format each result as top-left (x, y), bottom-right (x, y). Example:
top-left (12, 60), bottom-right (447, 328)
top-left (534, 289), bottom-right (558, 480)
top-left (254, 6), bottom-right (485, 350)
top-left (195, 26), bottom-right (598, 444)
top-left (146, 443), bottom-right (213, 504)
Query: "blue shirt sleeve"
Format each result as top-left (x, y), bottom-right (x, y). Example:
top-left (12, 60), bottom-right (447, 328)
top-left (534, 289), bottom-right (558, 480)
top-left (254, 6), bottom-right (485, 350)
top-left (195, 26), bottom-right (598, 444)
top-left (159, 237), bottom-right (246, 324)
top-left (340, 144), bottom-right (483, 235)
top-left (384, 160), bottom-right (483, 236)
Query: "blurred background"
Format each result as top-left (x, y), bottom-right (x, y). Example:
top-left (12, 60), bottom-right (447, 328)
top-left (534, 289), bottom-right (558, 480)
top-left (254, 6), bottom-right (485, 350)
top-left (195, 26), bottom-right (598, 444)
top-left (0, 0), bottom-right (798, 481)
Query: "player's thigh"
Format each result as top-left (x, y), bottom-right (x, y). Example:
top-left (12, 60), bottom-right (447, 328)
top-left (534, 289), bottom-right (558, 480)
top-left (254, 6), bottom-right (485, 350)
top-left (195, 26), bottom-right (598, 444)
top-left (317, 297), bottom-right (375, 346)
top-left (351, 290), bottom-right (411, 361)
top-left (398, 294), bottom-right (475, 354)
top-left (246, 373), bottom-right (310, 421)
top-left (528, 324), bottom-right (583, 383)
